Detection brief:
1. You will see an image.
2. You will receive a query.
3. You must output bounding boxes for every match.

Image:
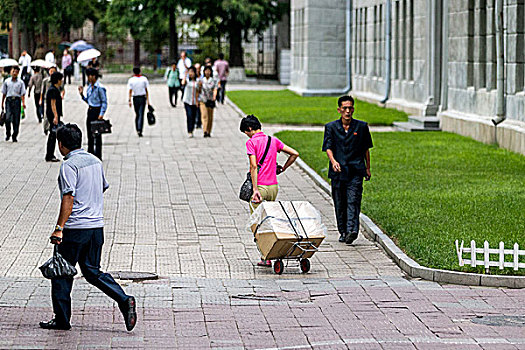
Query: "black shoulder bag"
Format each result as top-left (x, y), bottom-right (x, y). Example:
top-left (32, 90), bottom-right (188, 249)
top-left (239, 136), bottom-right (272, 202)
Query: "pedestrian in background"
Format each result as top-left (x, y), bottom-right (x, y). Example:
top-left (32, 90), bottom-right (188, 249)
top-left (183, 66), bottom-right (199, 138)
top-left (61, 49), bottom-right (73, 85)
top-left (240, 114), bottom-right (299, 266)
top-left (78, 68), bottom-right (107, 160)
top-left (127, 67), bottom-right (149, 137)
top-left (34, 44), bottom-right (46, 60)
top-left (322, 95), bottom-right (373, 245)
top-left (214, 53), bottom-right (229, 104)
top-left (177, 51), bottom-right (191, 100)
top-left (40, 123), bottom-right (136, 331)
top-left (193, 62), bottom-right (202, 129)
top-left (164, 62), bottom-right (180, 107)
top-left (18, 50), bottom-right (32, 87)
top-left (45, 72), bottom-right (63, 162)
top-left (41, 66), bottom-right (65, 135)
top-left (1, 66), bottom-right (26, 142)
top-left (198, 66), bottom-right (218, 138)
top-left (27, 66), bottom-right (44, 122)
top-left (45, 49), bottom-right (56, 65)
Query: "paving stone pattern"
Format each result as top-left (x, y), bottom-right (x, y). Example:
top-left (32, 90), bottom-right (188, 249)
top-left (0, 83), bottom-right (523, 349)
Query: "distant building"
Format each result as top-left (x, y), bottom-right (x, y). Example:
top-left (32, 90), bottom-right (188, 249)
top-left (289, 0), bottom-right (525, 155)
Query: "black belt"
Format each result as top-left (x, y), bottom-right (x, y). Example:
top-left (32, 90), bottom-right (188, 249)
top-left (6, 96), bottom-right (21, 100)
top-left (88, 106), bottom-right (101, 110)
top-left (133, 95), bottom-right (146, 98)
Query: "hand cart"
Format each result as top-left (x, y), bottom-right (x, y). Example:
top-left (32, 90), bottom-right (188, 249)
top-left (249, 201), bottom-right (326, 275)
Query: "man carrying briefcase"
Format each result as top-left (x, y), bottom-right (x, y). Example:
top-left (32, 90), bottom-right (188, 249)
top-left (78, 68), bottom-right (107, 160)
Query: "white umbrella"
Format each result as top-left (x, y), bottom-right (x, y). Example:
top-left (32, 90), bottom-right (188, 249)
top-left (31, 59), bottom-right (56, 69)
top-left (0, 58), bottom-right (19, 68)
top-left (77, 49), bottom-right (101, 63)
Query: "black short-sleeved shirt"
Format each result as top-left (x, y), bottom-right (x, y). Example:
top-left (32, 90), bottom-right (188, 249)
top-left (46, 85), bottom-right (62, 122)
top-left (322, 118), bottom-right (373, 180)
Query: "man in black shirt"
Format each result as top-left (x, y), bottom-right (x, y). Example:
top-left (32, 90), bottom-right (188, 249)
top-left (45, 72), bottom-right (63, 162)
top-left (322, 95), bottom-right (373, 244)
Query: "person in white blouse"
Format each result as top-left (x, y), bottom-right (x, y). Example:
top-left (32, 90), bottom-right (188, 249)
top-left (18, 50), bottom-right (32, 87)
top-left (45, 50), bottom-right (56, 65)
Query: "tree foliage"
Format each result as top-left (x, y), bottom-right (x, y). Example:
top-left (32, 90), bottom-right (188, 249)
top-left (191, 0), bottom-right (285, 66)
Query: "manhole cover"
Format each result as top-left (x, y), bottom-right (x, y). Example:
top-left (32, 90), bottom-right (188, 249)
top-left (109, 271), bottom-right (158, 281)
top-left (472, 315), bottom-right (525, 327)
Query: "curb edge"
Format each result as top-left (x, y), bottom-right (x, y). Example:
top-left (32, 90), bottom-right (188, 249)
top-left (226, 94), bottom-right (525, 288)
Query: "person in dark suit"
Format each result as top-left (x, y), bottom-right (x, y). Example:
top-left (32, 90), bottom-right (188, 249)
top-left (322, 95), bottom-right (373, 245)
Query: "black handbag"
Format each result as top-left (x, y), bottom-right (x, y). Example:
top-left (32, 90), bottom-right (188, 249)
top-left (0, 111), bottom-right (5, 126)
top-left (147, 104), bottom-right (156, 125)
top-left (205, 100), bottom-right (216, 109)
top-left (39, 245), bottom-right (78, 279)
top-left (90, 119), bottom-right (112, 135)
top-left (239, 136), bottom-right (272, 202)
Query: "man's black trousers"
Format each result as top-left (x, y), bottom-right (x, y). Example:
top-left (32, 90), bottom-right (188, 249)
top-left (331, 175), bottom-right (363, 236)
top-left (132, 96), bottom-right (146, 133)
top-left (86, 106), bottom-right (102, 160)
top-left (5, 97), bottom-right (21, 140)
top-left (34, 93), bottom-right (42, 122)
top-left (51, 228), bottom-right (129, 326)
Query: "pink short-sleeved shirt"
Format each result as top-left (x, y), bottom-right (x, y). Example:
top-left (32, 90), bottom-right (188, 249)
top-left (246, 132), bottom-right (284, 186)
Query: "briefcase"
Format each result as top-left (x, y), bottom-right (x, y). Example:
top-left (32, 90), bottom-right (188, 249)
top-left (90, 120), bottom-right (112, 135)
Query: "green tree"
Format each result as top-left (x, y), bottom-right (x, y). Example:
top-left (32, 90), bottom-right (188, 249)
top-left (106, 0), bottom-right (182, 67)
top-left (191, 0), bottom-right (285, 67)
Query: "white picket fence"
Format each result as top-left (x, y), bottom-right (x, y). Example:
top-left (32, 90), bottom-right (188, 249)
top-left (455, 240), bottom-right (525, 271)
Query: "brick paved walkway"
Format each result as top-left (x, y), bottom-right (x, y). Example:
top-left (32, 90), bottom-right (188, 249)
top-left (0, 83), bottom-right (523, 349)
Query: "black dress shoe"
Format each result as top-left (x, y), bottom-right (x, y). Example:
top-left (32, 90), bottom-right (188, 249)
top-left (12, 138), bottom-right (17, 142)
top-left (39, 319), bottom-right (71, 330)
top-left (5, 135), bottom-right (10, 141)
top-left (119, 296), bottom-right (137, 331)
top-left (338, 233), bottom-right (347, 243)
top-left (46, 157), bottom-right (60, 162)
top-left (138, 132), bottom-right (143, 137)
top-left (346, 232), bottom-right (358, 245)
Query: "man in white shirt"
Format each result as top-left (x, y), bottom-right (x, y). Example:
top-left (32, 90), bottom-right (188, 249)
top-left (127, 67), bottom-right (149, 137)
top-left (45, 49), bottom-right (56, 64)
top-left (176, 51), bottom-right (192, 100)
top-left (18, 50), bottom-right (32, 87)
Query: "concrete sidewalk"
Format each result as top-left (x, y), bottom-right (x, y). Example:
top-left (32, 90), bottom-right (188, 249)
top-left (0, 83), bottom-right (523, 349)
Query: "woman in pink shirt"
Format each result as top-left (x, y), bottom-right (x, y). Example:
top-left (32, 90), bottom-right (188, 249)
top-left (240, 114), bottom-right (299, 266)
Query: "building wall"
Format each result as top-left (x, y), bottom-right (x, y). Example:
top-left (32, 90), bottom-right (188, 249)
top-left (351, 0), bottom-right (429, 111)
top-left (289, 0), bottom-right (525, 155)
top-left (290, 0), bottom-right (348, 94)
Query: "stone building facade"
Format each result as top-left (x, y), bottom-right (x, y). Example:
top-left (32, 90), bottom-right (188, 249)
top-left (289, 0), bottom-right (525, 155)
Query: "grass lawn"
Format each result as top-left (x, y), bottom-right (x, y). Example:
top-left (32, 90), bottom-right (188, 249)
top-left (276, 130), bottom-right (525, 275)
top-left (227, 90), bottom-right (408, 126)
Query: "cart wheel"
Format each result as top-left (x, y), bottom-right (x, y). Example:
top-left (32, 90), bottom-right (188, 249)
top-left (274, 260), bottom-right (284, 275)
top-left (300, 259), bottom-right (310, 273)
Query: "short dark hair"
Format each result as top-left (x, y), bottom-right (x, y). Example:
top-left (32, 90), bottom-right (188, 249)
top-left (171, 61), bottom-right (177, 66)
top-left (240, 114), bottom-right (262, 133)
top-left (188, 66), bottom-right (197, 80)
top-left (133, 67), bottom-right (140, 75)
top-left (33, 66), bottom-right (40, 73)
top-left (51, 71), bottom-right (63, 85)
top-left (218, 53), bottom-right (224, 60)
top-left (338, 95), bottom-right (355, 107)
top-left (57, 123), bottom-right (82, 150)
top-left (11, 66), bottom-right (20, 72)
top-left (203, 65), bottom-right (212, 74)
top-left (85, 67), bottom-right (99, 78)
